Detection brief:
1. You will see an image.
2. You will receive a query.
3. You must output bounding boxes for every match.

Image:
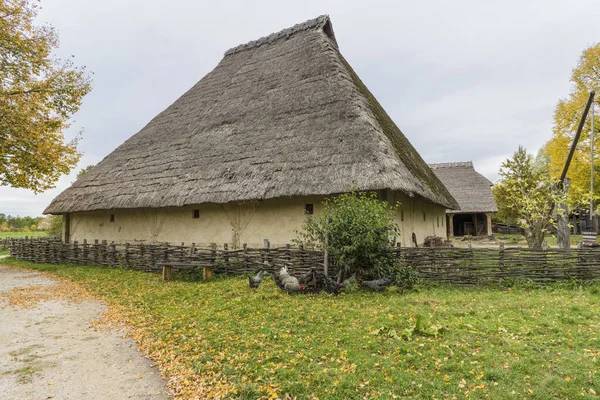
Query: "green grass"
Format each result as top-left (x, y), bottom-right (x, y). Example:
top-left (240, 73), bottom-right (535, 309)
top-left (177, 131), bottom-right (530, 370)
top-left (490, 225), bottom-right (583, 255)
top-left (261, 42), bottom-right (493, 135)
top-left (2, 258), bottom-right (600, 399)
top-left (0, 231), bottom-right (48, 239)
top-left (455, 234), bottom-right (594, 248)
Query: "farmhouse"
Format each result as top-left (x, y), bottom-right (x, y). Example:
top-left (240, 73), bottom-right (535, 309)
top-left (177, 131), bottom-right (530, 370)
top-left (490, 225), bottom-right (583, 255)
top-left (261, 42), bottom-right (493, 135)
top-left (429, 162), bottom-right (498, 237)
top-left (45, 15), bottom-right (458, 248)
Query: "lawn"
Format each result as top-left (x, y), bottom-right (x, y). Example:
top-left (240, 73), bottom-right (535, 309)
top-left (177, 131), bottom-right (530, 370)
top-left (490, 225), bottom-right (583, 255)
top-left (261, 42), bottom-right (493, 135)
top-left (452, 234), bottom-right (594, 248)
top-left (2, 258), bottom-right (599, 399)
top-left (0, 231), bottom-right (49, 239)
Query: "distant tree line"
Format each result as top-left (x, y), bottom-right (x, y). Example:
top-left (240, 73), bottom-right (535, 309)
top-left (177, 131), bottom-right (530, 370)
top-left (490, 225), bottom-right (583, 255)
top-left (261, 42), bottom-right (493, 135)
top-left (0, 214), bottom-right (44, 232)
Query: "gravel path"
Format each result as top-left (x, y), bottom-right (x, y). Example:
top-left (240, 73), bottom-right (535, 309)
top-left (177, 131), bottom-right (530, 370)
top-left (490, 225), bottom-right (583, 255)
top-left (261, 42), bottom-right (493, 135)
top-left (0, 265), bottom-right (170, 399)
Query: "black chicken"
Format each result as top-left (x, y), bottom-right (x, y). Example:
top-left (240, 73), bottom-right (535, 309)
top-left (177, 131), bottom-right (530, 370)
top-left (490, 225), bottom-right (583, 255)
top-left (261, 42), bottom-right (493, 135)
top-left (323, 275), bottom-right (344, 295)
top-left (272, 268), bottom-right (285, 289)
top-left (361, 277), bottom-right (394, 292)
top-left (298, 268), bottom-right (318, 287)
top-left (249, 270), bottom-right (266, 288)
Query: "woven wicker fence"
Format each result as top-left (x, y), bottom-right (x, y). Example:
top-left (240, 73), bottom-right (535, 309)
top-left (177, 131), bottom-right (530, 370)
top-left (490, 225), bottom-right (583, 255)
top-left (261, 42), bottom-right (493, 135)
top-left (1, 237), bottom-right (330, 277)
top-left (3, 237), bottom-right (600, 285)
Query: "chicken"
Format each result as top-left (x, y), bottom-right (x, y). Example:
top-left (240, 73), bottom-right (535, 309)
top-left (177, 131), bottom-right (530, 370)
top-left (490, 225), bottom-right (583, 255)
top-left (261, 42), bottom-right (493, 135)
top-left (272, 268), bottom-right (285, 289)
top-left (248, 270), bottom-right (266, 288)
top-left (274, 266), bottom-right (304, 292)
top-left (298, 268), bottom-right (318, 287)
top-left (322, 275), bottom-right (344, 295)
top-left (361, 277), bottom-right (394, 292)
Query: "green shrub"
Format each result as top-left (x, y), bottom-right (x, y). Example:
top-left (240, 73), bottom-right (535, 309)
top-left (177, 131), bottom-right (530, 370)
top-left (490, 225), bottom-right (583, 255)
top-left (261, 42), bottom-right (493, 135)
top-left (382, 263), bottom-right (422, 293)
top-left (297, 191), bottom-right (399, 278)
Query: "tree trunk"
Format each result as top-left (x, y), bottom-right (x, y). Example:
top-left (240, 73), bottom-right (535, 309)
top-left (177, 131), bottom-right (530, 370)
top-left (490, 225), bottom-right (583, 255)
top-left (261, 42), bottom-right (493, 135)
top-left (525, 225), bottom-right (545, 249)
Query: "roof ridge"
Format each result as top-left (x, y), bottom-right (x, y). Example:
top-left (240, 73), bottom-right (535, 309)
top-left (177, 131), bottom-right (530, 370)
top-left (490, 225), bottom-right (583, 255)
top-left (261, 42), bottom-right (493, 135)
top-left (429, 161), bottom-right (473, 169)
top-left (225, 15), bottom-right (331, 56)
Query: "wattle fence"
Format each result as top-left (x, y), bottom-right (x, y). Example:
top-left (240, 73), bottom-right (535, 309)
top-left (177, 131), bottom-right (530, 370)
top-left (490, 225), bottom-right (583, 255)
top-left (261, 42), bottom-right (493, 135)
top-left (3, 237), bottom-right (600, 285)
top-left (1, 237), bottom-right (327, 276)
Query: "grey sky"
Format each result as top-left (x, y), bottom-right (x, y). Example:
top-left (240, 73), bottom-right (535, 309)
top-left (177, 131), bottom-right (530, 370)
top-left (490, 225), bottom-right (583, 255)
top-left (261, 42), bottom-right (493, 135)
top-left (2, 0), bottom-right (599, 216)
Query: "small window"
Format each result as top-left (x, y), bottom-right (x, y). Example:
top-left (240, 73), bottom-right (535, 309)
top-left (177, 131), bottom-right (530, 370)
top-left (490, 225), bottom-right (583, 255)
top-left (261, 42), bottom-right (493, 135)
top-left (193, 209), bottom-right (200, 219)
top-left (400, 209), bottom-right (404, 222)
top-left (110, 214), bottom-right (115, 222)
top-left (305, 204), bottom-right (314, 215)
top-left (423, 212), bottom-right (426, 222)
top-left (442, 217), bottom-right (444, 227)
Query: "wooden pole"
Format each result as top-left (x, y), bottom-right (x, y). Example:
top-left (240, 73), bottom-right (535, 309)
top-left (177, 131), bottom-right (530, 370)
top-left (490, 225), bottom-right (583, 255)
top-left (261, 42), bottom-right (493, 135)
top-left (204, 243), bottom-right (216, 280)
top-left (557, 179), bottom-right (571, 249)
top-left (560, 91), bottom-right (595, 185)
top-left (324, 233), bottom-right (329, 278)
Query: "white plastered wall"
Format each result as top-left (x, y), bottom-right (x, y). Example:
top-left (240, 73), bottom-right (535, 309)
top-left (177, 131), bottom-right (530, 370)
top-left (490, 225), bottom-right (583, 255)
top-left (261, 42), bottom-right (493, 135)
top-left (63, 192), bottom-right (447, 247)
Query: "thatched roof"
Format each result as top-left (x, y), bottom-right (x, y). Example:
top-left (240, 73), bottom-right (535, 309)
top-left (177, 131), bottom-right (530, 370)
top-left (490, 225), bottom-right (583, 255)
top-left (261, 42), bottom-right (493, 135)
top-left (429, 162), bottom-right (498, 214)
top-left (45, 15), bottom-right (458, 214)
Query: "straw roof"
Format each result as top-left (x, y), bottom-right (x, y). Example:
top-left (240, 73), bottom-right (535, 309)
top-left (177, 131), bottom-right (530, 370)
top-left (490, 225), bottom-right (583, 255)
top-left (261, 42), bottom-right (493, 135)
top-left (429, 162), bottom-right (498, 214)
top-left (45, 15), bottom-right (457, 214)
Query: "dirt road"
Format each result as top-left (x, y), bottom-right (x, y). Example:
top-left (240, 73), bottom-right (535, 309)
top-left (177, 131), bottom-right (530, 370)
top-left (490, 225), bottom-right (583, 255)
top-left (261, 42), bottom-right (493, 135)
top-left (0, 265), bottom-right (170, 399)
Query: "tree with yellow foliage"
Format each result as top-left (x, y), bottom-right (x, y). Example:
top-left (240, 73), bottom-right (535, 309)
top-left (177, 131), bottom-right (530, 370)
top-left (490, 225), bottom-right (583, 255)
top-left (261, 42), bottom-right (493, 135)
top-left (493, 146), bottom-right (563, 249)
top-left (545, 43), bottom-right (599, 208)
top-left (0, 0), bottom-right (92, 192)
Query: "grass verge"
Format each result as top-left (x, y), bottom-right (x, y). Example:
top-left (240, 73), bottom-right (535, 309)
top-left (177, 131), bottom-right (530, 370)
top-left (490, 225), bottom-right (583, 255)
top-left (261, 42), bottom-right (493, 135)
top-left (0, 231), bottom-right (49, 239)
top-left (2, 258), bottom-right (599, 399)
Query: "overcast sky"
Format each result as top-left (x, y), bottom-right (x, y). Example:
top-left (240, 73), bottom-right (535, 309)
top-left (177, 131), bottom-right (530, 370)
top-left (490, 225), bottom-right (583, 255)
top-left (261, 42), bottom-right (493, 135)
top-left (2, 0), bottom-right (599, 217)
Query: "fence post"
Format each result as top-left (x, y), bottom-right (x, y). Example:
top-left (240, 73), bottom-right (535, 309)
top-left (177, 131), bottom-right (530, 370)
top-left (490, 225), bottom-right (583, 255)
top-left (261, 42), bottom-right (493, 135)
top-left (298, 244), bottom-right (306, 273)
top-left (499, 242), bottom-right (505, 274)
top-left (542, 241), bottom-right (549, 277)
top-left (163, 242), bottom-right (169, 269)
top-left (101, 240), bottom-right (108, 266)
top-left (124, 242), bottom-right (130, 268)
top-left (93, 239), bottom-right (99, 265)
top-left (110, 242), bottom-right (117, 267)
top-left (205, 243), bottom-right (216, 280)
top-left (223, 243), bottom-right (230, 274)
top-left (285, 243), bottom-right (291, 266)
top-left (179, 242), bottom-right (185, 263)
top-left (82, 239), bottom-right (89, 264)
top-left (324, 235), bottom-right (329, 277)
top-left (243, 243), bottom-right (249, 273)
top-left (139, 242), bottom-right (145, 270)
top-left (263, 239), bottom-right (271, 269)
top-left (150, 243), bottom-right (157, 270)
top-left (467, 242), bottom-right (473, 282)
top-left (577, 242), bottom-right (584, 280)
top-left (73, 240), bottom-right (79, 265)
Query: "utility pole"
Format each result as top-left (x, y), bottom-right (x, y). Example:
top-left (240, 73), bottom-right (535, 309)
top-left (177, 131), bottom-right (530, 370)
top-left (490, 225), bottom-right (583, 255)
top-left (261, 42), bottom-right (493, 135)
top-left (591, 102), bottom-right (595, 224)
top-left (555, 91), bottom-right (595, 248)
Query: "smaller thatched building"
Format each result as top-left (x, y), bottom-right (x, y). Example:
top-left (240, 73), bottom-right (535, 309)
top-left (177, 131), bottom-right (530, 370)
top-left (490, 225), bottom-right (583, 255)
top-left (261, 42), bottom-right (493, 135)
top-left (429, 162), bottom-right (497, 237)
